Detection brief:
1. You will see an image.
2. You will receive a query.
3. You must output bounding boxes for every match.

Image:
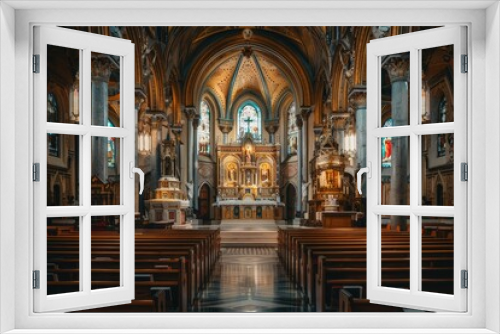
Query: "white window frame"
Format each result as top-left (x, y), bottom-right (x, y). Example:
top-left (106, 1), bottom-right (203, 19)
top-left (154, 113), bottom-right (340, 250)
top-left (33, 26), bottom-right (136, 313)
top-left (0, 2), bottom-right (498, 333)
top-left (365, 26), bottom-right (467, 312)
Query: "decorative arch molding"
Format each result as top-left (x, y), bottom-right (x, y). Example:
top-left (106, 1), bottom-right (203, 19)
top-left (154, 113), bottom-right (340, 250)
top-left (229, 91), bottom-right (268, 121)
top-left (184, 38), bottom-right (313, 109)
top-left (168, 70), bottom-right (182, 124)
top-left (201, 88), bottom-right (223, 120)
top-left (275, 89), bottom-right (294, 120)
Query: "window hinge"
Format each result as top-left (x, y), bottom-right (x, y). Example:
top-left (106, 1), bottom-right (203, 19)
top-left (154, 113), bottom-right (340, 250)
top-left (33, 270), bottom-right (40, 289)
top-left (461, 162), bottom-right (468, 181)
top-left (33, 54), bottom-right (40, 73)
top-left (461, 54), bottom-right (468, 73)
top-left (33, 163), bottom-right (40, 182)
top-left (461, 270), bottom-right (468, 289)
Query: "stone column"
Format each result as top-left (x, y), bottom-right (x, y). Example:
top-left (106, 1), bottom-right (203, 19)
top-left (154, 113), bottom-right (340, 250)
top-left (218, 118), bottom-right (233, 145)
top-left (300, 107), bottom-right (312, 183)
top-left (149, 116), bottom-right (162, 195)
top-left (264, 119), bottom-right (279, 144)
top-left (295, 114), bottom-right (304, 217)
top-left (331, 114), bottom-right (349, 155)
top-left (349, 87), bottom-right (367, 169)
top-left (192, 114), bottom-right (200, 211)
top-left (135, 93), bottom-right (146, 217)
top-left (384, 55), bottom-right (410, 231)
top-left (183, 108), bottom-right (196, 183)
top-left (91, 56), bottom-right (111, 183)
top-left (171, 124), bottom-right (183, 180)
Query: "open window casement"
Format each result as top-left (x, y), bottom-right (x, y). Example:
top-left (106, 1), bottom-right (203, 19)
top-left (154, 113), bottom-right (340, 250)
top-left (33, 26), bottom-right (139, 312)
top-left (363, 26), bottom-right (467, 312)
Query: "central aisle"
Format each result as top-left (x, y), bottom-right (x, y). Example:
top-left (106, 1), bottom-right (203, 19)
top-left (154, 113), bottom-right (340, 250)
top-left (197, 247), bottom-right (304, 312)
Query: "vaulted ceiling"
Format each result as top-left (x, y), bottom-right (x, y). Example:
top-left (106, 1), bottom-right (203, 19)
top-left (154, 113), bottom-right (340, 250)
top-left (202, 50), bottom-right (291, 117)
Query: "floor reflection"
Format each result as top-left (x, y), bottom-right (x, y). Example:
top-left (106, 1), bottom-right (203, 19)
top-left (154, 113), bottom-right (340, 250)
top-left (198, 247), bottom-right (304, 312)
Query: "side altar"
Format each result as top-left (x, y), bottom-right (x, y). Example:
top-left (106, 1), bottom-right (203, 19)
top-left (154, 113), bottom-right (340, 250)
top-left (214, 133), bottom-right (284, 221)
top-left (145, 133), bottom-right (190, 227)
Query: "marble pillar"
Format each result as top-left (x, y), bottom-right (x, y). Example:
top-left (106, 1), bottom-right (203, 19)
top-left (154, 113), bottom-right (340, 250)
top-left (349, 88), bottom-right (367, 168)
top-left (300, 108), bottom-right (312, 183)
top-left (135, 94), bottom-right (146, 216)
top-left (218, 119), bottom-right (233, 145)
top-left (295, 114), bottom-right (304, 217)
top-left (192, 114), bottom-right (200, 211)
top-left (183, 108), bottom-right (195, 183)
top-left (384, 55), bottom-right (410, 231)
top-left (149, 117), bottom-right (162, 195)
top-left (91, 56), bottom-right (110, 183)
top-left (264, 120), bottom-right (279, 145)
top-left (300, 107), bottom-right (312, 215)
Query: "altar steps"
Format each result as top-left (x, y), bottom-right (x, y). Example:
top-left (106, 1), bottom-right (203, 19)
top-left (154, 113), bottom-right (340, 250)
top-left (219, 220), bottom-right (278, 246)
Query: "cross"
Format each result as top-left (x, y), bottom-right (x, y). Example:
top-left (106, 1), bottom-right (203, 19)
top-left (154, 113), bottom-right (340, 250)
top-left (244, 117), bottom-right (252, 133)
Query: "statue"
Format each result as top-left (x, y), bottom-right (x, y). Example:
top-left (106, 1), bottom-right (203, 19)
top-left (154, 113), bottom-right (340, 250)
top-left (227, 163), bottom-right (237, 182)
top-left (245, 148), bottom-right (251, 163)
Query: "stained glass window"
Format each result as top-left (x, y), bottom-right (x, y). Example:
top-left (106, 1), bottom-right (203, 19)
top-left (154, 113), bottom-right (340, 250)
top-left (107, 120), bottom-right (116, 168)
top-left (287, 102), bottom-right (298, 155)
top-left (198, 101), bottom-right (210, 154)
top-left (237, 103), bottom-right (261, 140)
top-left (47, 93), bottom-right (60, 157)
top-left (437, 97), bottom-right (447, 157)
top-left (381, 118), bottom-right (393, 168)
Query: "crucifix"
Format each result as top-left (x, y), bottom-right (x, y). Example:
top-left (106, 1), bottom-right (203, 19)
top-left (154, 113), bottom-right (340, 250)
top-left (244, 117), bottom-right (253, 133)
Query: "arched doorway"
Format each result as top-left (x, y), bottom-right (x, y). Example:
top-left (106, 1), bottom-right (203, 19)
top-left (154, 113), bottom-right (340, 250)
top-left (198, 184), bottom-right (211, 221)
top-left (437, 183), bottom-right (444, 206)
top-left (285, 183), bottom-right (297, 221)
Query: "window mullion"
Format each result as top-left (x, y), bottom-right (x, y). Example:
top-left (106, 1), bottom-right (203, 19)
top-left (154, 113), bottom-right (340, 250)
top-left (82, 48), bottom-right (92, 295)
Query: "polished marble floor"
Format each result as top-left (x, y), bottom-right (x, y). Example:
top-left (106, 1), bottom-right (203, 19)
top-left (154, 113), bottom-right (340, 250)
top-left (197, 247), bottom-right (305, 312)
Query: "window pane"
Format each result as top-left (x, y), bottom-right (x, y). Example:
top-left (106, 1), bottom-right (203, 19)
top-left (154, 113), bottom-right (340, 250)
top-left (381, 215), bottom-right (410, 289)
top-left (381, 136), bottom-right (410, 205)
top-left (421, 45), bottom-right (454, 124)
top-left (47, 134), bottom-right (80, 206)
top-left (91, 215), bottom-right (121, 290)
top-left (237, 103), bottom-right (261, 140)
top-left (381, 52), bottom-right (410, 127)
top-left (91, 137), bottom-right (120, 205)
top-left (198, 101), bottom-right (210, 154)
top-left (421, 217), bottom-right (454, 294)
top-left (91, 52), bottom-right (120, 127)
top-left (47, 45), bottom-right (80, 124)
top-left (47, 217), bottom-right (80, 295)
top-left (287, 102), bottom-right (298, 155)
top-left (421, 134), bottom-right (454, 206)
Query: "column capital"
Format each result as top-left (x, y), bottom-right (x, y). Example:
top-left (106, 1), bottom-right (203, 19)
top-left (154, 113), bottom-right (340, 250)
top-left (295, 114), bottom-right (304, 129)
top-left (383, 54), bottom-right (410, 83)
top-left (264, 119), bottom-right (279, 134)
top-left (91, 55), bottom-right (113, 82)
top-left (183, 106), bottom-right (198, 120)
top-left (300, 106), bottom-right (313, 119)
top-left (218, 118), bottom-right (233, 134)
top-left (348, 86), bottom-right (367, 109)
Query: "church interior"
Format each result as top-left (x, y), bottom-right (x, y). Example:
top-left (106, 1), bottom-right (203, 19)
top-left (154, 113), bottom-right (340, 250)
top-left (46, 26), bottom-right (455, 312)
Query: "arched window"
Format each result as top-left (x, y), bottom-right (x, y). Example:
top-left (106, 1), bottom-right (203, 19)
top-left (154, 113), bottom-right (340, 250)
top-left (107, 120), bottom-right (116, 168)
top-left (437, 97), bottom-right (447, 157)
top-left (47, 93), bottom-right (60, 157)
top-left (198, 100), bottom-right (210, 154)
top-left (237, 103), bottom-right (261, 140)
top-left (381, 118), bottom-right (393, 168)
top-left (287, 102), bottom-right (298, 155)
top-left (438, 96), bottom-right (447, 123)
